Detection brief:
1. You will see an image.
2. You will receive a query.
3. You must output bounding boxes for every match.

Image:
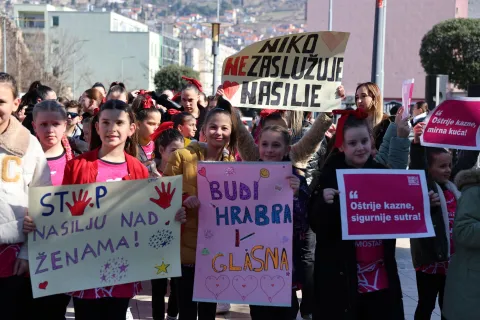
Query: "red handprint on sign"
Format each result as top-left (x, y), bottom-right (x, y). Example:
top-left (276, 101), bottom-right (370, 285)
top-left (150, 182), bottom-right (176, 209)
top-left (66, 189), bottom-right (93, 216)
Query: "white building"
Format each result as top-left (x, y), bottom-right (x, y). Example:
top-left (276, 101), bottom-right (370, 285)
top-left (183, 38), bottom-right (237, 95)
top-left (13, 4), bottom-right (181, 95)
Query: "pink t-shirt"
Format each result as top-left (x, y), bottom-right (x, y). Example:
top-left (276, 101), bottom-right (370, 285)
top-left (418, 189), bottom-right (457, 275)
top-left (47, 152), bottom-right (67, 186)
top-left (141, 141), bottom-right (155, 160)
top-left (356, 240), bottom-right (389, 293)
top-left (71, 159), bottom-right (141, 299)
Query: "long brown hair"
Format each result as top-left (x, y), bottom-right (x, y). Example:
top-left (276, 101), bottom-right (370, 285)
top-left (355, 82), bottom-right (384, 127)
top-left (90, 100), bottom-right (138, 157)
top-left (84, 88), bottom-right (103, 105)
top-left (203, 97), bottom-right (239, 157)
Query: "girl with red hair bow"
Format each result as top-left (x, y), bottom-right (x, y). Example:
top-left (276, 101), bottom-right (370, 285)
top-left (179, 76), bottom-right (206, 141)
top-left (131, 93), bottom-right (162, 164)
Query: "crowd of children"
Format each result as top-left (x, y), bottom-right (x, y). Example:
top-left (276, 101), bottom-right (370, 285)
top-left (0, 71), bottom-right (479, 320)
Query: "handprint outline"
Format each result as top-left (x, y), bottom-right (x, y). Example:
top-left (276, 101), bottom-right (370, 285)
top-left (66, 189), bottom-right (93, 216)
top-left (150, 182), bottom-right (176, 210)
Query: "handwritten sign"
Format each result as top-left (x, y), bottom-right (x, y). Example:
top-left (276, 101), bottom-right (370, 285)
top-left (337, 169), bottom-right (434, 240)
top-left (221, 31), bottom-right (350, 112)
top-left (421, 97), bottom-right (480, 150)
top-left (28, 177), bottom-right (182, 298)
top-left (193, 162), bottom-right (293, 306)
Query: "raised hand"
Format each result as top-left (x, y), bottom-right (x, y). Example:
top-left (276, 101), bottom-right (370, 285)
top-left (66, 189), bottom-right (93, 216)
top-left (413, 122), bottom-right (426, 144)
top-left (150, 182), bottom-right (176, 210)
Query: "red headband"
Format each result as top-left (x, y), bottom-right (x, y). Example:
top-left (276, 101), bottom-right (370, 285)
top-left (332, 108), bottom-right (369, 149)
top-left (143, 95), bottom-right (153, 109)
top-left (168, 109), bottom-right (181, 115)
top-left (260, 109), bottom-right (281, 118)
top-left (150, 121), bottom-right (174, 142)
top-left (182, 76), bottom-right (203, 92)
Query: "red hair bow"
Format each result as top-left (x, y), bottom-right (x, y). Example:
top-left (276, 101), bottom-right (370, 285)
top-left (150, 121), bottom-right (174, 142)
top-left (139, 89), bottom-right (147, 95)
top-left (93, 107), bottom-right (100, 115)
top-left (168, 109), bottom-right (181, 115)
top-left (143, 95), bottom-right (153, 109)
top-left (182, 76), bottom-right (203, 92)
top-left (259, 109), bottom-right (281, 118)
top-left (332, 108), bottom-right (369, 149)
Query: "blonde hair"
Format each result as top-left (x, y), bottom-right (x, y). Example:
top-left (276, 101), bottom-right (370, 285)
top-left (356, 82), bottom-right (383, 127)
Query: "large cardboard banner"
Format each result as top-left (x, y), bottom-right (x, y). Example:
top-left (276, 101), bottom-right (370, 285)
top-left (421, 97), bottom-right (480, 150)
top-left (337, 170), bottom-right (434, 240)
top-left (221, 31), bottom-right (350, 112)
top-left (193, 162), bottom-right (293, 306)
top-left (28, 177), bottom-right (182, 298)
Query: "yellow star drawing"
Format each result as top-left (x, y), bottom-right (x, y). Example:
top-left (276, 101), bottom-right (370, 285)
top-left (155, 262), bottom-right (170, 275)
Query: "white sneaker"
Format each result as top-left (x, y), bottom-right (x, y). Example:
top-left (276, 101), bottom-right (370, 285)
top-left (126, 307), bottom-right (134, 320)
top-left (216, 303), bottom-right (231, 314)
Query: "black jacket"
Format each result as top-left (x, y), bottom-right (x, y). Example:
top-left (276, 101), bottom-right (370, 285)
top-left (408, 143), bottom-right (449, 268)
top-left (308, 152), bottom-right (404, 320)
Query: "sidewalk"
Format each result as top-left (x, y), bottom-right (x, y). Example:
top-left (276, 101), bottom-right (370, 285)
top-left (66, 239), bottom-right (441, 319)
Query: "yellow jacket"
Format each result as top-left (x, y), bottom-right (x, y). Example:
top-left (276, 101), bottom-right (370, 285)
top-left (164, 142), bottom-right (235, 264)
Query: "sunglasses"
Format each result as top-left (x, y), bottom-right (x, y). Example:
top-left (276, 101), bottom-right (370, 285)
top-left (67, 112), bottom-right (79, 118)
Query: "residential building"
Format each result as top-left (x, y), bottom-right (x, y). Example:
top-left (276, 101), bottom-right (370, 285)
top-left (183, 38), bottom-right (238, 95)
top-left (307, 0), bottom-right (468, 100)
top-left (13, 4), bottom-right (181, 95)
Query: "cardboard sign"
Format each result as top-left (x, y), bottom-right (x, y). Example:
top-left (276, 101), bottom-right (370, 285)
top-left (193, 162), bottom-right (293, 306)
top-left (221, 31), bottom-right (350, 112)
top-left (336, 169), bottom-right (434, 240)
top-left (421, 97), bottom-right (480, 150)
top-left (28, 177), bottom-right (182, 298)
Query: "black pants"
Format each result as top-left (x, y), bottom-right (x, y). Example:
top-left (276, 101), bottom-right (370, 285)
top-left (250, 305), bottom-right (292, 320)
top-left (34, 293), bottom-right (71, 320)
top-left (0, 276), bottom-right (33, 320)
top-left (357, 289), bottom-right (391, 320)
top-left (298, 228), bottom-right (315, 317)
top-left (73, 297), bottom-right (130, 320)
top-left (0, 276), bottom-right (70, 320)
top-left (415, 271), bottom-right (446, 320)
top-left (172, 265), bottom-right (216, 320)
top-left (151, 278), bottom-right (178, 319)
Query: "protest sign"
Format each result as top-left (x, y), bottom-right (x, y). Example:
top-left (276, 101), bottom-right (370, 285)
top-left (28, 177), bottom-right (182, 298)
top-left (221, 31), bottom-right (350, 112)
top-left (193, 162), bottom-right (293, 306)
top-left (336, 169), bottom-right (434, 240)
top-left (402, 79), bottom-right (414, 119)
top-left (421, 97), bottom-right (480, 150)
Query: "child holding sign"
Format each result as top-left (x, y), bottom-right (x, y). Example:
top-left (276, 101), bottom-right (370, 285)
top-left (164, 104), bottom-right (239, 320)
top-left (308, 109), bottom-right (404, 320)
top-left (62, 100), bottom-right (147, 319)
top-left (0, 73), bottom-right (52, 319)
top-left (409, 123), bottom-right (460, 320)
top-left (247, 125), bottom-right (309, 320)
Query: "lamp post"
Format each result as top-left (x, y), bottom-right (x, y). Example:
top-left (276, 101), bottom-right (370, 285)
top-left (371, 0), bottom-right (387, 94)
top-left (121, 56), bottom-right (135, 82)
top-left (211, 22), bottom-right (220, 95)
top-left (73, 39), bottom-right (89, 98)
top-left (3, 16), bottom-right (6, 73)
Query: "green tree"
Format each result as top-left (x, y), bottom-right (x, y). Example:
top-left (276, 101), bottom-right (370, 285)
top-left (154, 65), bottom-right (200, 92)
top-left (420, 18), bottom-right (480, 90)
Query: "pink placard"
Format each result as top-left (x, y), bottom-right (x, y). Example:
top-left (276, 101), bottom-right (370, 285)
top-left (193, 162), bottom-right (293, 306)
top-left (421, 98), bottom-right (480, 150)
top-left (336, 169), bottom-right (434, 240)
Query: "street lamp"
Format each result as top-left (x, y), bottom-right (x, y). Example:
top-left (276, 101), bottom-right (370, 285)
top-left (121, 56), bottom-right (135, 82)
top-left (73, 39), bottom-right (89, 98)
top-left (328, 0), bottom-right (333, 31)
top-left (211, 22), bottom-right (220, 95)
